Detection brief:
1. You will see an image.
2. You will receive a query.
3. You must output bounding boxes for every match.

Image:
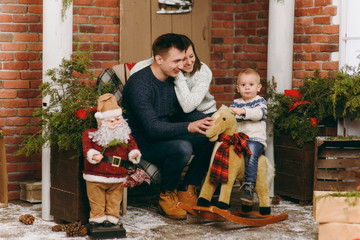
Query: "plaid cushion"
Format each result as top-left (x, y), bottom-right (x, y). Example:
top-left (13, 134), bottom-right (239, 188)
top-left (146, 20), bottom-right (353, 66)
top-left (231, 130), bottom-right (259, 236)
top-left (96, 68), bottom-right (124, 105)
top-left (137, 159), bottom-right (161, 185)
top-left (96, 64), bottom-right (161, 185)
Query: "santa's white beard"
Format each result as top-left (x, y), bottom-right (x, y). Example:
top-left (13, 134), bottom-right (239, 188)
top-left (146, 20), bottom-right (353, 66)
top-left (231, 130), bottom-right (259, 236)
top-left (89, 118), bottom-right (131, 147)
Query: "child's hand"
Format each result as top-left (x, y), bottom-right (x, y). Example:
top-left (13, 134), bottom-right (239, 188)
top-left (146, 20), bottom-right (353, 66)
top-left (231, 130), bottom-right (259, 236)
top-left (233, 107), bottom-right (246, 116)
top-left (93, 154), bottom-right (103, 163)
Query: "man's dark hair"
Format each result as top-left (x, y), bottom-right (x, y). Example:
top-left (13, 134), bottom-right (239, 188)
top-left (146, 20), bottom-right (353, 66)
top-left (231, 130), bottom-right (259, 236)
top-left (152, 33), bottom-right (186, 58)
top-left (179, 34), bottom-right (201, 76)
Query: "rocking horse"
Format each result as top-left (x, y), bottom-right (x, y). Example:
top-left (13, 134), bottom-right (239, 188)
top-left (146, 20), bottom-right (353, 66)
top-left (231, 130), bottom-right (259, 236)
top-left (178, 105), bottom-right (288, 226)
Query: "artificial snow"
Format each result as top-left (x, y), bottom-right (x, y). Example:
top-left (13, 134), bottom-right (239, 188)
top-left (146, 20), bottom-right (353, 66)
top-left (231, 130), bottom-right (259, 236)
top-left (0, 197), bottom-right (318, 240)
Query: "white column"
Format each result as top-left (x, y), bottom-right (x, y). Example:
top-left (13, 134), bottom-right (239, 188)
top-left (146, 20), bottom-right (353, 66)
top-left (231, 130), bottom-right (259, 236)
top-left (266, 0), bottom-right (295, 196)
top-left (42, 0), bottom-right (73, 220)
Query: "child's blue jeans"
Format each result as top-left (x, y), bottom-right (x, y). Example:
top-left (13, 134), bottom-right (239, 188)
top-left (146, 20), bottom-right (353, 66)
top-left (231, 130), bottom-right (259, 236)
top-left (244, 140), bottom-right (264, 184)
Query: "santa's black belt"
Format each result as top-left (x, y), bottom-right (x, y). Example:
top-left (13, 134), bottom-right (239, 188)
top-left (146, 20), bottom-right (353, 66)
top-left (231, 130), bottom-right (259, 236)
top-left (102, 155), bottom-right (134, 169)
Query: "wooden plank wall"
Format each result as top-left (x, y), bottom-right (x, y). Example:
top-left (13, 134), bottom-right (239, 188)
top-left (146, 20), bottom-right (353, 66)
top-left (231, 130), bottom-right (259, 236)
top-left (120, 0), bottom-right (211, 65)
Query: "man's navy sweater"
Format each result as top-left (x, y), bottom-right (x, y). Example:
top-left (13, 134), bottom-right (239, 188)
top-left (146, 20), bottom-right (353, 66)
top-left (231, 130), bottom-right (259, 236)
top-left (122, 66), bottom-right (190, 148)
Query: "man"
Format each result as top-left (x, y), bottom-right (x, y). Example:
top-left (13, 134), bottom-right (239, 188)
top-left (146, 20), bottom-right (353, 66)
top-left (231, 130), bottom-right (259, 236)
top-left (122, 33), bottom-right (214, 220)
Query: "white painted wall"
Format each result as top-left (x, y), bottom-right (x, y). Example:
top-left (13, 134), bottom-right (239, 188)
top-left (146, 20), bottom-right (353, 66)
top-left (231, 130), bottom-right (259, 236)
top-left (42, 0), bottom-right (73, 220)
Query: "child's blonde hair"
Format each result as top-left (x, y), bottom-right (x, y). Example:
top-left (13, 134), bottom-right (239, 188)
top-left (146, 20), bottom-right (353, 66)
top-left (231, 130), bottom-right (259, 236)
top-left (237, 68), bottom-right (260, 85)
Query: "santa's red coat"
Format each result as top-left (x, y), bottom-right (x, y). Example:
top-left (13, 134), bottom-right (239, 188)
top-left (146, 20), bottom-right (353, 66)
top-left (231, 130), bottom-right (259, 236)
top-left (82, 128), bottom-right (140, 182)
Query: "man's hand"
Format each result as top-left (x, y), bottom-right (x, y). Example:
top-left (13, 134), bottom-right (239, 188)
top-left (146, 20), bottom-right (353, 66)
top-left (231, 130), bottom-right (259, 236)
top-left (187, 117), bottom-right (215, 135)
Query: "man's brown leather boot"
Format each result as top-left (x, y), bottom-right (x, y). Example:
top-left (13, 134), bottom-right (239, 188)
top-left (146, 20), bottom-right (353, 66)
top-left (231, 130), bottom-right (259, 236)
top-left (158, 190), bottom-right (187, 220)
top-left (178, 185), bottom-right (198, 206)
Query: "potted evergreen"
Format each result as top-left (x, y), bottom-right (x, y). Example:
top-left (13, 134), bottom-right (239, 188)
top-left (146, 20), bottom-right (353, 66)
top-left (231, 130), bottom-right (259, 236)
top-left (265, 71), bottom-right (337, 202)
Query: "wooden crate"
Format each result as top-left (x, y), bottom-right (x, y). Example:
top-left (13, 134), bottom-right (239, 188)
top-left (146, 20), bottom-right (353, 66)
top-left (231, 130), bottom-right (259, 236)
top-left (274, 136), bottom-right (315, 202)
top-left (314, 137), bottom-right (360, 192)
top-left (20, 181), bottom-right (42, 203)
top-left (50, 146), bottom-right (89, 223)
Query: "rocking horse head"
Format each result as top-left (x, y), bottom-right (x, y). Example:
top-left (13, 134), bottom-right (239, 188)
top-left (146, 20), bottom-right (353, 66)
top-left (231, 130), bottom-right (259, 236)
top-left (206, 105), bottom-right (238, 142)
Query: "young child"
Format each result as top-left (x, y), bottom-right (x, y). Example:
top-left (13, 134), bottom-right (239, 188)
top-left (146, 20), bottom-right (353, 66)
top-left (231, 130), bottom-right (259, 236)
top-left (82, 93), bottom-right (141, 227)
top-left (229, 68), bottom-right (267, 204)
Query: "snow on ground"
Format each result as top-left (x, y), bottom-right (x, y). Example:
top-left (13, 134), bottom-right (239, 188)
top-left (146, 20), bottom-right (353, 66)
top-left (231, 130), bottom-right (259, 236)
top-left (0, 198), bottom-right (318, 240)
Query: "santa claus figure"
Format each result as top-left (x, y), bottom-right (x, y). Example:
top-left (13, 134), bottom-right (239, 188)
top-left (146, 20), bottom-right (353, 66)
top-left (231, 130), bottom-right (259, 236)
top-left (82, 93), bottom-right (141, 227)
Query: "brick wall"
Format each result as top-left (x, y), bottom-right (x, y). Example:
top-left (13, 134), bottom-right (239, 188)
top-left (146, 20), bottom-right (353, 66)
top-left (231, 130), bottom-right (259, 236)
top-left (211, 0), bottom-right (269, 107)
top-left (292, 0), bottom-right (339, 87)
top-left (0, 0), bottom-right (340, 200)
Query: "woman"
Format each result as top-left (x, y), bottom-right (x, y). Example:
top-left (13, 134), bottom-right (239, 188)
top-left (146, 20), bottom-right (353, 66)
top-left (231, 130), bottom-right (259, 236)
top-left (129, 34), bottom-right (216, 118)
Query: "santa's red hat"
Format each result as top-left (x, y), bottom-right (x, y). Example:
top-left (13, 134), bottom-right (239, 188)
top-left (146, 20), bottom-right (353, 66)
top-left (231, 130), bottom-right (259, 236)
top-left (94, 93), bottom-right (122, 120)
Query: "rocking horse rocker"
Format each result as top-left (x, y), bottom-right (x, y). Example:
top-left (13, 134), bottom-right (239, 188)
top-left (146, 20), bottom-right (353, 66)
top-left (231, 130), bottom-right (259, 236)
top-left (178, 105), bottom-right (288, 226)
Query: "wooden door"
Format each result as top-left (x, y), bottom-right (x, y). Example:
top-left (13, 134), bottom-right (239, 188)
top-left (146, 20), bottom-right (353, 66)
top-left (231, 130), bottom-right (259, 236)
top-left (119, 0), bottom-right (211, 65)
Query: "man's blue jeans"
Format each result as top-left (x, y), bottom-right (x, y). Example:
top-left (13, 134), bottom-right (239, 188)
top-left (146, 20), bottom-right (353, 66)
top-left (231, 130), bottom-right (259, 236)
top-left (244, 140), bottom-right (264, 184)
top-left (139, 133), bottom-right (214, 192)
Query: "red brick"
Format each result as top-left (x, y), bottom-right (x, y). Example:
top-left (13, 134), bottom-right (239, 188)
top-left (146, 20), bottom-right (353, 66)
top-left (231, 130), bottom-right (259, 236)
top-left (213, 12), bottom-right (234, 21)
top-left (103, 8), bottom-right (119, 17)
top-left (303, 44), bottom-right (321, 52)
top-left (3, 99), bottom-right (28, 108)
top-left (210, 85), bottom-right (225, 93)
top-left (30, 79), bottom-right (42, 88)
top-left (295, 17), bottom-right (312, 26)
top-left (5, 136), bottom-right (25, 144)
top-left (27, 43), bottom-right (42, 51)
top-left (74, 0), bottom-right (93, 5)
top-left (295, 0), bottom-right (313, 8)
top-left (20, 71), bottom-right (42, 80)
top-left (29, 98), bottom-right (42, 107)
top-left (315, 0), bottom-right (331, 6)
top-left (322, 61), bottom-right (338, 70)
top-left (17, 108), bottom-right (36, 117)
top-left (2, 4), bottom-right (27, 13)
top-left (18, 0), bottom-right (42, 3)
top-left (304, 26), bottom-right (323, 34)
top-left (3, 80), bottom-right (29, 88)
top-left (8, 192), bottom-right (20, 200)
top-left (6, 118), bottom-right (31, 126)
top-left (323, 25), bottom-right (339, 34)
top-left (213, 93), bottom-right (235, 101)
top-left (293, 62), bottom-right (305, 70)
top-left (305, 62), bottom-right (321, 70)
top-left (19, 162), bottom-right (41, 171)
top-left (310, 35), bottom-right (328, 43)
top-left (73, 34), bottom-right (89, 42)
top-left (94, 0), bottom-right (118, 7)
top-left (73, 16), bottom-right (89, 24)
top-left (313, 16), bottom-right (331, 25)
top-left (0, 14), bottom-right (12, 22)
top-left (79, 25), bottom-right (103, 33)
top-left (0, 90), bottom-right (17, 98)
top-left (328, 35), bottom-right (340, 43)
top-left (320, 44), bottom-right (339, 52)
top-left (1, 128), bottom-right (15, 136)
top-left (323, 6), bottom-right (337, 16)
top-left (102, 61), bottom-right (119, 69)
top-left (1, 43), bottom-right (27, 51)
top-left (312, 52), bottom-right (330, 61)
top-left (8, 172), bottom-right (34, 182)
top-left (212, 29), bottom-right (234, 37)
top-left (0, 53), bottom-right (14, 61)
top-left (103, 43), bottom-right (119, 52)
top-left (28, 5), bottom-right (43, 14)
top-left (104, 26), bottom-right (119, 34)
top-left (295, 7), bottom-right (322, 17)
top-left (15, 52), bottom-right (40, 61)
top-left (17, 89), bottom-right (41, 98)
top-left (7, 164), bottom-right (19, 172)
top-left (294, 53), bottom-right (312, 61)
top-left (90, 35), bottom-right (113, 42)
top-left (239, 12), bottom-right (257, 20)
top-left (14, 33), bottom-right (39, 42)
top-left (0, 33), bottom-right (13, 42)
top-left (3, 62), bottom-right (28, 70)
top-left (0, 24), bottom-right (27, 32)
top-left (15, 126), bottom-right (41, 135)
top-left (79, 7), bottom-right (101, 15)
top-left (90, 17), bottom-right (114, 25)
top-left (13, 15), bottom-right (40, 23)
top-left (0, 118), bottom-right (4, 127)
top-left (28, 24), bottom-right (42, 33)
top-left (0, 109), bottom-right (17, 117)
